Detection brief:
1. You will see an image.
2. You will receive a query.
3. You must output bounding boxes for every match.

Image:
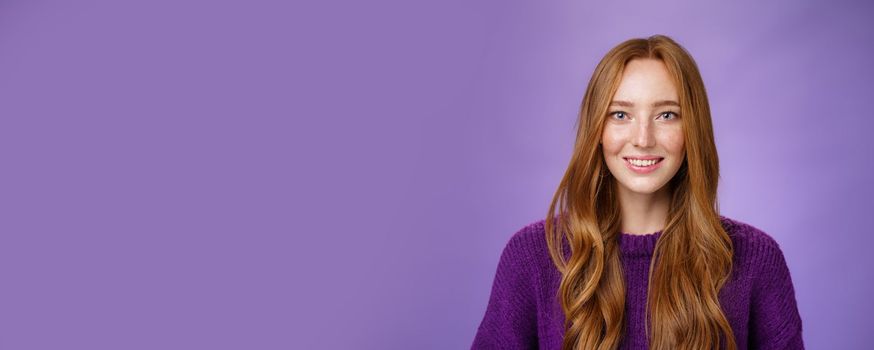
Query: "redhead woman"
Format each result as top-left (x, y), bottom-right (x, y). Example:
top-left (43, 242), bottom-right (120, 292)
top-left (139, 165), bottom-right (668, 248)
top-left (471, 35), bottom-right (803, 350)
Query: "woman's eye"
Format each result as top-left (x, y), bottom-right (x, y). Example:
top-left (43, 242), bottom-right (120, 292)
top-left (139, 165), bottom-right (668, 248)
top-left (659, 112), bottom-right (678, 120)
top-left (610, 111), bottom-right (628, 120)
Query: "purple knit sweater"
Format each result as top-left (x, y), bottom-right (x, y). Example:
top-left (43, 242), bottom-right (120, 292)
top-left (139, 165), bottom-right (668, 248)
top-left (471, 216), bottom-right (804, 349)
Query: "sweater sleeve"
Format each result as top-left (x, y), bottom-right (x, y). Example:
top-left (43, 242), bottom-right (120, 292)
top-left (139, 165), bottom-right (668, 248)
top-left (748, 237), bottom-right (804, 350)
top-left (471, 230), bottom-right (539, 349)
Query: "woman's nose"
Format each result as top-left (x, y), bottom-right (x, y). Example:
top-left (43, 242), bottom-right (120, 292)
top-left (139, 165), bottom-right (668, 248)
top-left (632, 120), bottom-right (655, 147)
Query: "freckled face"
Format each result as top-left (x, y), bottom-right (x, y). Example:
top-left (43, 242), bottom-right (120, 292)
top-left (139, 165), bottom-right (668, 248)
top-left (601, 58), bottom-right (685, 195)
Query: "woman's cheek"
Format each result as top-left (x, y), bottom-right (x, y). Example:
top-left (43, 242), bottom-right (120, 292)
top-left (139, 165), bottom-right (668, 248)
top-left (657, 128), bottom-right (684, 153)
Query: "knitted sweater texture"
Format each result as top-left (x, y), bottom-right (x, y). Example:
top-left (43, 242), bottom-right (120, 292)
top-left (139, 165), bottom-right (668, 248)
top-left (471, 216), bottom-right (804, 349)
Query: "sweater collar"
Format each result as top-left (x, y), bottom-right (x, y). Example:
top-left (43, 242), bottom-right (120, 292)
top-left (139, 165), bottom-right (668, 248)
top-left (618, 230), bottom-right (662, 257)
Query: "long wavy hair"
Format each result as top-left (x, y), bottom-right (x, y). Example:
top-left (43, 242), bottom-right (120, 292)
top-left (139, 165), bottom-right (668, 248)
top-left (544, 34), bottom-right (736, 350)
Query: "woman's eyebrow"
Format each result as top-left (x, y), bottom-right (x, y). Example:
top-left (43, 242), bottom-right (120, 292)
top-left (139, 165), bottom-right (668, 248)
top-left (609, 100), bottom-right (680, 107)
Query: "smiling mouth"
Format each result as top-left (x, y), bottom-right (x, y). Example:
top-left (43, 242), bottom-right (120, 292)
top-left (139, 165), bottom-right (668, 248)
top-left (623, 157), bottom-right (664, 167)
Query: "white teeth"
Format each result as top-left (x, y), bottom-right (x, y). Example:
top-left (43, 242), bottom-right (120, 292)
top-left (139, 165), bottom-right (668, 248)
top-left (627, 158), bottom-right (660, 167)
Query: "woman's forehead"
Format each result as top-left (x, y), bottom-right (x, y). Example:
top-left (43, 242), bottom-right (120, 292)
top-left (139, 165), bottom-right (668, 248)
top-left (612, 59), bottom-right (679, 105)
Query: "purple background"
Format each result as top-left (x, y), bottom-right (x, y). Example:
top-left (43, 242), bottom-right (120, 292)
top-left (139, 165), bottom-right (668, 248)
top-left (1, 0), bottom-right (871, 349)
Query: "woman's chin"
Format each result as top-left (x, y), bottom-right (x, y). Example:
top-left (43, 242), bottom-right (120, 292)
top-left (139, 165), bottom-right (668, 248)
top-left (618, 181), bottom-right (667, 195)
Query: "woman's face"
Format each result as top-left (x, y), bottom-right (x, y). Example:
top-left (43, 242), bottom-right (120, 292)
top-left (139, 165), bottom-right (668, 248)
top-left (601, 58), bottom-right (685, 196)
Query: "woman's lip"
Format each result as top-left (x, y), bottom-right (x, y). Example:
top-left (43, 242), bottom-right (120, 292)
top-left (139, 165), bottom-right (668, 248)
top-left (623, 156), bottom-right (664, 160)
top-left (624, 157), bottom-right (664, 174)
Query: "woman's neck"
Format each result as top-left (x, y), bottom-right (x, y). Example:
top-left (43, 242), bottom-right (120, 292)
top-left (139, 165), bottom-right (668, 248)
top-left (617, 185), bottom-right (671, 235)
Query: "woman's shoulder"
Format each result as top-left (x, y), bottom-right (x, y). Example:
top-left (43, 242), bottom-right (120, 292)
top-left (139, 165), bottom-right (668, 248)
top-left (718, 215), bottom-right (794, 272)
top-left (501, 218), bottom-right (550, 257)
top-left (498, 218), bottom-right (557, 270)
top-left (508, 218), bottom-right (549, 242)
top-left (719, 215), bottom-right (783, 250)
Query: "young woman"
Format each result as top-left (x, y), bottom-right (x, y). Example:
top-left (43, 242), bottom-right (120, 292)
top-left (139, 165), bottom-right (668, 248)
top-left (471, 35), bottom-right (804, 350)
